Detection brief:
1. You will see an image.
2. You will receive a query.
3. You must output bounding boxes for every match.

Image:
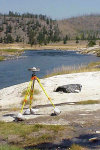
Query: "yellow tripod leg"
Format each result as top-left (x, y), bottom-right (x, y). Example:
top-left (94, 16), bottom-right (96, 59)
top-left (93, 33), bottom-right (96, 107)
top-left (20, 80), bottom-right (33, 114)
top-left (36, 77), bottom-right (55, 108)
top-left (20, 101), bottom-right (25, 114)
top-left (29, 80), bottom-right (35, 110)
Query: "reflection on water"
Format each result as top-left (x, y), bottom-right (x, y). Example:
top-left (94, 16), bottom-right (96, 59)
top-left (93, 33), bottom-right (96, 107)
top-left (0, 50), bottom-right (99, 89)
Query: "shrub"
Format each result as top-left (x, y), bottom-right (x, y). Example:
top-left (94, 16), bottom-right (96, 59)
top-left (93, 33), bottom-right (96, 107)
top-left (88, 40), bottom-right (96, 47)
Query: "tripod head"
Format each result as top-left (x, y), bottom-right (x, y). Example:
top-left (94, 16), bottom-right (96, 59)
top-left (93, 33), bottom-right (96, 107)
top-left (28, 67), bottom-right (40, 76)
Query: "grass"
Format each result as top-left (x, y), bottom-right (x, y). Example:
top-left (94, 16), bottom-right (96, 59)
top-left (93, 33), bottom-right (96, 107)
top-left (0, 122), bottom-right (65, 137)
top-left (21, 88), bottom-right (40, 97)
top-left (8, 107), bottom-right (20, 112)
top-left (0, 56), bottom-right (5, 61)
top-left (77, 100), bottom-right (100, 105)
top-left (97, 52), bottom-right (100, 57)
top-left (0, 121), bottom-right (88, 149)
top-left (21, 97), bottom-right (38, 105)
top-left (88, 61), bottom-right (100, 67)
top-left (44, 61), bottom-right (100, 78)
top-left (21, 88), bottom-right (40, 105)
top-left (70, 144), bottom-right (86, 150)
top-left (0, 49), bottom-right (23, 53)
top-left (0, 49), bottom-right (24, 61)
top-left (0, 121), bottom-right (68, 147)
top-left (96, 49), bottom-right (100, 57)
top-left (0, 145), bottom-right (24, 150)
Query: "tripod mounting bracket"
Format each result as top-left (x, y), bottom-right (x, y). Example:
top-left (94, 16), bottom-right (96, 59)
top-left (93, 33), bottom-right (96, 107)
top-left (28, 67), bottom-right (40, 73)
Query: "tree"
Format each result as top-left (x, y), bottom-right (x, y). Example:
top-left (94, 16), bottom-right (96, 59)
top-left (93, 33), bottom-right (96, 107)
top-left (6, 25), bottom-right (12, 33)
top-left (63, 35), bottom-right (68, 44)
top-left (0, 37), bottom-right (3, 43)
top-left (37, 31), bottom-right (45, 45)
top-left (88, 40), bottom-right (96, 47)
top-left (28, 30), bottom-right (37, 46)
top-left (80, 32), bottom-right (85, 40)
top-left (46, 18), bottom-right (49, 25)
top-left (63, 38), bottom-right (67, 44)
top-left (16, 35), bottom-right (20, 42)
top-left (76, 36), bottom-right (79, 43)
top-left (4, 34), bottom-right (14, 43)
top-left (0, 26), bottom-right (4, 32)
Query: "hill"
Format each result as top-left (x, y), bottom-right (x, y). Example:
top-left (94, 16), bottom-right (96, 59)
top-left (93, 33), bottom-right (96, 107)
top-left (58, 15), bottom-right (100, 40)
top-left (0, 12), bottom-right (61, 45)
top-left (0, 13), bottom-right (100, 44)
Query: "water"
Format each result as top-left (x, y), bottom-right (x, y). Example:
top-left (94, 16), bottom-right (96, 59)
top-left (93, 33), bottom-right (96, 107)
top-left (0, 49), bottom-right (99, 89)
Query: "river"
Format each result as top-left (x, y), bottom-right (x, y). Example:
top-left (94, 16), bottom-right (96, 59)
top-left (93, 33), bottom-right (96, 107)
top-left (0, 49), bottom-right (99, 89)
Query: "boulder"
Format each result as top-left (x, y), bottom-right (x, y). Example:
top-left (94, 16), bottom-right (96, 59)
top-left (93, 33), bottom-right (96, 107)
top-left (55, 84), bottom-right (82, 93)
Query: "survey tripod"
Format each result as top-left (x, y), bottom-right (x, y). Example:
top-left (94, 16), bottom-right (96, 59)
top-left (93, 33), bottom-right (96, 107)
top-left (20, 67), bottom-right (55, 114)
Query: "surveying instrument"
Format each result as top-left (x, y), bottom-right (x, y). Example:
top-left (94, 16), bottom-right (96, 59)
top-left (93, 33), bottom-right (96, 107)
top-left (16, 67), bottom-right (61, 120)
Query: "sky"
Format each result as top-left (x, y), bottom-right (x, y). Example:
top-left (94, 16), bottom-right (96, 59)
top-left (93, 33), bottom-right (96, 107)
top-left (0, 0), bottom-right (100, 19)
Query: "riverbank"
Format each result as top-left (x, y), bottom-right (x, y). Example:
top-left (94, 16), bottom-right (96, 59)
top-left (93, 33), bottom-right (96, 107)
top-left (0, 41), bottom-right (87, 51)
top-left (0, 41), bottom-right (100, 61)
top-left (0, 42), bottom-right (87, 61)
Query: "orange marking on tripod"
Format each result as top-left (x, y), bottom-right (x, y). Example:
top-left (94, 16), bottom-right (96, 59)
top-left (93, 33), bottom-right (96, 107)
top-left (48, 97), bottom-right (51, 100)
top-left (30, 96), bottom-right (32, 99)
top-left (24, 99), bottom-right (27, 103)
top-left (31, 76), bottom-right (37, 80)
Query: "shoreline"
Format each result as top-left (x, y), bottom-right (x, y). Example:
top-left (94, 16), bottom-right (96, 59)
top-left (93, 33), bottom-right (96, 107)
top-left (0, 42), bottom-right (100, 61)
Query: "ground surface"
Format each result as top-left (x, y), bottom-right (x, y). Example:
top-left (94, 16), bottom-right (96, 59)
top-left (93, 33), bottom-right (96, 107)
top-left (0, 71), bottom-right (100, 120)
top-left (0, 71), bottom-right (100, 149)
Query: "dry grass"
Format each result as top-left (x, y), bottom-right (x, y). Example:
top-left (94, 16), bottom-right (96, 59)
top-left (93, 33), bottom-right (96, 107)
top-left (0, 56), bottom-right (5, 61)
top-left (0, 42), bottom-right (87, 51)
top-left (21, 88), bottom-right (40, 97)
top-left (21, 96), bottom-right (38, 105)
top-left (8, 107), bottom-right (21, 112)
top-left (21, 88), bottom-right (40, 105)
top-left (0, 49), bottom-right (23, 53)
top-left (70, 144), bottom-right (86, 150)
top-left (77, 100), bottom-right (100, 105)
top-left (0, 145), bottom-right (24, 150)
top-left (44, 61), bottom-right (100, 78)
top-left (0, 121), bottom-right (68, 147)
top-left (0, 121), bottom-right (89, 149)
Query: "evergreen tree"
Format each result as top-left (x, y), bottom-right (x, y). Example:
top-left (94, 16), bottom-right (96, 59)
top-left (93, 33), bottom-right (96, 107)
top-left (16, 35), bottom-right (20, 42)
top-left (88, 40), bottom-right (96, 47)
top-left (0, 37), bottom-right (3, 43)
top-left (4, 34), bottom-right (14, 43)
top-left (63, 35), bottom-right (68, 44)
top-left (63, 38), bottom-right (67, 44)
top-left (37, 31), bottom-right (45, 45)
top-left (6, 25), bottom-right (12, 33)
top-left (28, 30), bottom-right (36, 46)
top-left (76, 36), bottom-right (79, 43)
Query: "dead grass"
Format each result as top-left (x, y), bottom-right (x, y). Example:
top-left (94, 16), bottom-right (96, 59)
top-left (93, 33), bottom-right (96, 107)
top-left (0, 145), bottom-right (24, 150)
top-left (77, 100), bottom-right (100, 105)
top-left (44, 61), bottom-right (100, 78)
top-left (8, 107), bottom-right (21, 112)
top-left (88, 61), bottom-right (100, 67)
top-left (0, 49), bottom-right (23, 53)
top-left (70, 144), bottom-right (86, 150)
top-left (21, 97), bottom-right (38, 105)
top-left (21, 88), bottom-right (40, 97)
top-left (0, 122), bottom-right (66, 137)
top-left (0, 121), bottom-right (69, 147)
top-left (0, 121), bottom-right (89, 149)
top-left (0, 56), bottom-right (5, 61)
top-left (21, 88), bottom-right (40, 105)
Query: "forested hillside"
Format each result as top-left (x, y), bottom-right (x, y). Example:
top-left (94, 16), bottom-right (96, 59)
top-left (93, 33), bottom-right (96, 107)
top-left (0, 12), bottom-right (100, 45)
top-left (58, 15), bottom-right (100, 40)
top-left (0, 11), bottom-right (61, 45)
